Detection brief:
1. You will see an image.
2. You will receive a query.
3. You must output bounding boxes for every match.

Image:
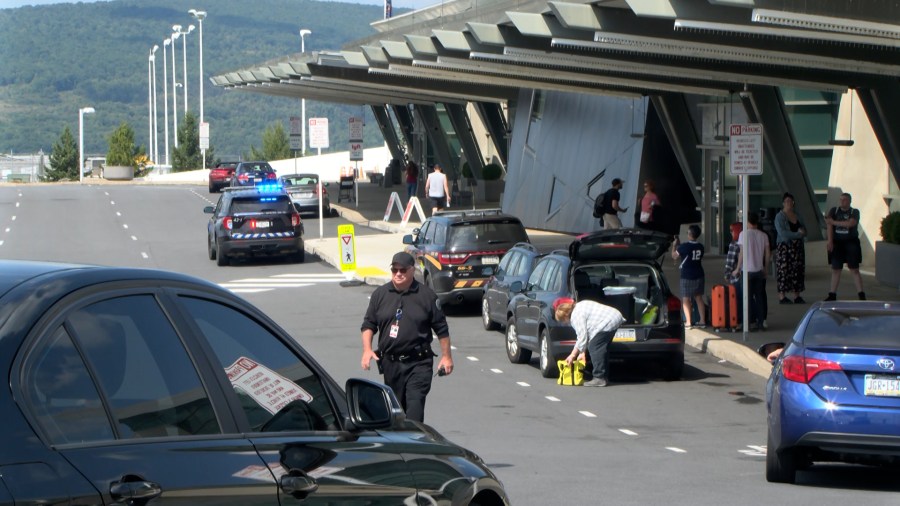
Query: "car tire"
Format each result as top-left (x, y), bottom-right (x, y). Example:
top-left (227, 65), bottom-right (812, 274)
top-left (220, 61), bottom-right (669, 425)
top-left (216, 244), bottom-right (229, 266)
top-left (766, 430), bottom-right (797, 484)
top-left (505, 317), bottom-right (531, 364)
top-left (482, 297), bottom-right (499, 331)
top-left (208, 236), bottom-right (217, 260)
top-left (662, 354), bottom-right (684, 381)
top-left (539, 328), bottom-right (557, 378)
top-left (293, 250), bottom-right (305, 263)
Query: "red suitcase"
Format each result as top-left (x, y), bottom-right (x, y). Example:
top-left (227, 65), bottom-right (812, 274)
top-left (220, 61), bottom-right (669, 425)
top-left (711, 284), bottom-right (738, 331)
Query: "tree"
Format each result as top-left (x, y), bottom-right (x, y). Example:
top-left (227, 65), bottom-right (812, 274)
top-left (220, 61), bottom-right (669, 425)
top-left (172, 111), bottom-right (215, 171)
top-left (247, 121), bottom-right (291, 161)
top-left (42, 126), bottom-right (78, 181)
top-left (106, 121), bottom-right (137, 166)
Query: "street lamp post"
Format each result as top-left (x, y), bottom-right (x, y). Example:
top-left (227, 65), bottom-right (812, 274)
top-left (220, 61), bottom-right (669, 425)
top-left (189, 9), bottom-right (207, 168)
top-left (79, 107), bottom-right (95, 184)
top-left (300, 28), bottom-right (311, 157)
top-left (150, 46), bottom-right (159, 164)
top-left (174, 24), bottom-right (194, 113)
top-left (148, 47), bottom-right (156, 164)
top-left (171, 31), bottom-right (180, 148)
top-left (162, 37), bottom-right (171, 165)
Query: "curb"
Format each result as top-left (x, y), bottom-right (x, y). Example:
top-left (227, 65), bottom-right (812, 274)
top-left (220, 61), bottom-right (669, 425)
top-left (685, 329), bottom-right (773, 378)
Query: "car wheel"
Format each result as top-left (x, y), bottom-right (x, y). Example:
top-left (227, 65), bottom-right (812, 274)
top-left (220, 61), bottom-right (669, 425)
top-left (539, 328), bottom-right (557, 378)
top-left (482, 297), bottom-right (499, 331)
top-left (662, 354), bottom-right (684, 381)
top-left (208, 236), bottom-right (216, 260)
top-left (766, 429), bottom-right (797, 484)
top-left (505, 317), bottom-right (531, 364)
top-left (216, 244), bottom-right (229, 266)
top-left (293, 250), bottom-right (305, 263)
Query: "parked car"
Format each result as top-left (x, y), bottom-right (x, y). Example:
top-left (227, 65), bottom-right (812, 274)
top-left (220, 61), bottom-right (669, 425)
top-left (481, 242), bottom-right (546, 331)
top-left (0, 260), bottom-right (510, 505)
top-left (505, 229), bottom-right (684, 380)
top-left (208, 161), bottom-right (238, 192)
top-left (205, 184), bottom-right (304, 266)
top-left (763, 301), bottom-right (900, 484)
top-left (279, 173), bottom-right (332, 216)
top-left (231, 161), bottom-right (277, 187)
top-left (402, 209), bottom-right (530, 306)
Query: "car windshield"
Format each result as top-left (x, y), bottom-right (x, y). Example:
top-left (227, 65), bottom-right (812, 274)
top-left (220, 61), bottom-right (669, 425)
top-left (803, 309), bottom-right (900, 349)
top-left (241, 163), bottom-right (273, 173)
top-left (285, 176), bottom-right (318, 186)
top-left (448, 221), bottom-right (528, 249)
top-left (231, 197), bottom-right (292, 214)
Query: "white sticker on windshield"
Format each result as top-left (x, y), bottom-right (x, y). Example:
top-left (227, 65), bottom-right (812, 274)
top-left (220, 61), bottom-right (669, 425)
top-left (225, 356), bottom-right (313, 415)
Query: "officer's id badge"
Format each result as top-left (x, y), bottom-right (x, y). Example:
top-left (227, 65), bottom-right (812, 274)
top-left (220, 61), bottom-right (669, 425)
top-left (389, 323), bottom-right (399, 338)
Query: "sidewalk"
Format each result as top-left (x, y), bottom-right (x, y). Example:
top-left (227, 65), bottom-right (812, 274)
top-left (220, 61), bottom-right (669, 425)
top-left (307, 180), bottom-right (900, 379)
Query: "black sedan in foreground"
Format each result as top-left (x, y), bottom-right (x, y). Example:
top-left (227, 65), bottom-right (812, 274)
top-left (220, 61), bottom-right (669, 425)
top-left (0, 260), bottom-right (508, 505)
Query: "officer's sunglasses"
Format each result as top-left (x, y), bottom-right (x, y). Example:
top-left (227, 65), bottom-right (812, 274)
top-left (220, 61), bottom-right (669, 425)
top-left (391, 266), bottom-right (411, 274)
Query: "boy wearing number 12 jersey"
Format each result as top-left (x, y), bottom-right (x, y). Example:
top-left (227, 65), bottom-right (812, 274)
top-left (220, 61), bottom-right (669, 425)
top-left (672, 225), bottom-right (706, 328)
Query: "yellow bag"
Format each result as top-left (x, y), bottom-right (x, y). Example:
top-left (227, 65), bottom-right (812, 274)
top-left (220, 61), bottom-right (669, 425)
top-left (557, 359), bottom-right (586, 386)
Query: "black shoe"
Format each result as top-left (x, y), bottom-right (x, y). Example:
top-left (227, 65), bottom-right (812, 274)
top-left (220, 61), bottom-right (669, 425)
top-left (859, 292), bottom-right (867, 300)
top-left (779, 297), bottom-right (793, 305)
top-left (793, 297), bottom-right (806, 304)
top-left (824, 293), bottom-right (837, 301)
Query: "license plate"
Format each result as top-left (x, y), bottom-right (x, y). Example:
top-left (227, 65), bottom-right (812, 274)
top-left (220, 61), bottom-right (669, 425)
top-left (255, 220), bottom-right (271, 229)
top-left (482, 256), bottom-right (499, 265)
top-left (864, 374), bottom-right (900, 397)
top-left (294, 192), bottom-right (313, 199)
top-left (613, 329), bottom-right (636, 342)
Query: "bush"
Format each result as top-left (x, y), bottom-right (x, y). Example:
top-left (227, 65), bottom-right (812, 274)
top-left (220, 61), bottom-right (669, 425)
top-left (462, 162), bottom-right (472, 178)
top-left (106, 122), bottom-right (137, 167)
top-left (881, 211), bottom-right (900, 244)
top-left (482, 163), bottom-right (503, 181)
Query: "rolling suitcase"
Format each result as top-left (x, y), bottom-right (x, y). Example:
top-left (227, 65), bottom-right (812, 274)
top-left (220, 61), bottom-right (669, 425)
top-left (711, 284), bottom-right (738, 332)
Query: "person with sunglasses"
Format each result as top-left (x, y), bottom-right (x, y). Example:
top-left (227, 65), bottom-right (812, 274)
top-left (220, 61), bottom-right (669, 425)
top-left (360, 251), bottom-right (454, 422)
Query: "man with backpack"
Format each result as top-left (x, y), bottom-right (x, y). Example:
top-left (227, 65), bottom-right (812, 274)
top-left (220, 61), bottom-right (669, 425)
top-left (825, 192), bottom-right (865, 301)
top-left (595, 178), bottom-right (628, 230)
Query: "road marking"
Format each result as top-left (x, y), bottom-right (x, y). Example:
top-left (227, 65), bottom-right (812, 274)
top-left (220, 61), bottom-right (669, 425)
top-left (116, 211), bottom-right (122, 217)
top-left (516, 381), bottom-right (530, 387)
top-left (5, 228), bottom-right (9, 233)
top-left (141, 252), bottom-right (149, 259)
top-left (466, 356), bottom-right (479, 362)
top-left (739, 445), bottom-right (767, 457)
top-left (130, 235), bottom-right (138, 241)
top-left (11, 215), bottom-right (15, 220)
top-left (490, 368), bottom-right (503, 374)
top-left (545, 396), bottom-right (561, 402)
top-left (123, 224), bottom-right (129, 229)
top-left (219, 273), bottom-right (348, 293)
top-left (0, 241), bottom-right (4, 246)
top-left (220, 283), bottom-right (314, 289)
top-left (666, 447), bottom-right (687, 453)
top-left (229, 288), bottom-right (274, 294)
top-left (110, 200), bottom-right (115, 205)
top-left (619, 429), bottom-right (638, 436)
top-left (15, 202), bottom-right (20, 207)
top-left (579, 411), bottom-right (597, 418)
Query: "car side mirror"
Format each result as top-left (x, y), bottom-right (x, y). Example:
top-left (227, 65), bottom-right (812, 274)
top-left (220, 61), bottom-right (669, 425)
top-left (203, 206), bottom-right (215, 214)
top-left (345, 378), bottom-right (405, 430)
top-left (510, 281), bottom-right (523, 293)
top-left (402, 234), bottom-right (414, 245)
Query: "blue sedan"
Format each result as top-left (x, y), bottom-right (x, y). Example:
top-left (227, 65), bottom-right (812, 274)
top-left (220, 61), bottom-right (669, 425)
top-left (765, 301), bottom-right (900, 483)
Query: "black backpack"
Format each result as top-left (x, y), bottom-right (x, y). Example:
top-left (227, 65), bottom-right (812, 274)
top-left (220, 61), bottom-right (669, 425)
top-left (593, 193), bottom-right (606, 218)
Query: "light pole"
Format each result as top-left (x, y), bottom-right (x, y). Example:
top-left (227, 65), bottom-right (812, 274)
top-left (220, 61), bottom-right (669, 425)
top-left (189, 9), bottom-right (207, 168)
top-left (150, 45), bottom-right (159, 164)
top-left (162, 37), bottom-right (171, 165)
top-left (78, 107), bottom-right (95, 184)
top-left (300, 28), bottom-right (311, 156)
top-left (173, 24), bottom-right (194, 113)
top-left (148, 46), bottom-right (157, 164)
top-left (171, 31), bottom-right (180, 148)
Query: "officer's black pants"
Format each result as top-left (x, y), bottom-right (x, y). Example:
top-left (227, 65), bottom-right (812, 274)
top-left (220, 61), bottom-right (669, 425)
top-left (382, 357), bottom-right (433, 422)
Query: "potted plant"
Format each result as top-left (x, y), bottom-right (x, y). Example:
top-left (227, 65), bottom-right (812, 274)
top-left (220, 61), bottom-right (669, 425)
top-left (875, 211), bottom-right (900, 287)
top-left (482, 162), bottom-right (504, 202)
top-left (105, 122), bottom-right (137, 180)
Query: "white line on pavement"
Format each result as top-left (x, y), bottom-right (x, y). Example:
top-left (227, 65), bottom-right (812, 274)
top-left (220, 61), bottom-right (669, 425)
top-left (579, 411), bottom-right (597, 418)
top-left (666, 447), bottom-right (687, 453)
top-left (619, 429), bottom-right (639, 436)
top-left (141, 252), bottom-right (149, 259)
top-left (220, 283), bottom-right (314, 288)
top-left (466, 356), bottom-right (479, 362)
top-left (516, 382), bottom-right (530, 387)
top-left (545, 396), bottom-right (561, 402)
top-left (490, 368), bottom-right (503, 374)
top-left (130, 236), bottom-right (138, 241)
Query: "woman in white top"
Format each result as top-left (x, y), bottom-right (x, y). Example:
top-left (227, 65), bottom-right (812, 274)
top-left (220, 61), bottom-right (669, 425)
top-left (424, 164), bottom-right (450, 215)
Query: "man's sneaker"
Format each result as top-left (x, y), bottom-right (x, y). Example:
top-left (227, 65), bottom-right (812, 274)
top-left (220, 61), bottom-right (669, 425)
top-left (824, 292), bottom-right (837, 301)
top-left (859, 292), bottom-right (867, 300)
top-left (794, 296), bottom-right (806, 304)
top-left (583, 378), bottom-right (608, 387)
top-left (695, 323), bottom-right (707, 329)
top-left (762, 320), bottom-right (768, 330)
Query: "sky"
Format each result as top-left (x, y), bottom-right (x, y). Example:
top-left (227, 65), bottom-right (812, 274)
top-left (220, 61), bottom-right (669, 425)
top-left (0, 0), bottom-right (435, 9)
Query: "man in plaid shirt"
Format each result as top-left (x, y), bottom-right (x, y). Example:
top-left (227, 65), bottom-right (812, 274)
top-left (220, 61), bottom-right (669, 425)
top-left (723, 222), bottom-right (743, 328)
top-left (554, 297), bottom-right (625, 387)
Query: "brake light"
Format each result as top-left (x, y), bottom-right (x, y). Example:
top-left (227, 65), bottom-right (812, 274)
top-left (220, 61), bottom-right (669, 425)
top-left (266, 172), bottom-right (276, 180)
top-left (438, 252), bottom-right (469, 265)
top-left (224, 217), bottom-right (233, 230)
top-left (247, 219), bottom-right (257, 229)
top-left (292, 213), bottom-right (301, 227)
top-left (238, 173), bottom-right (249, 182)
top-left (782, 355), bottom-right (843, 384)
top-left (666, 295), bottom-right (681, 313)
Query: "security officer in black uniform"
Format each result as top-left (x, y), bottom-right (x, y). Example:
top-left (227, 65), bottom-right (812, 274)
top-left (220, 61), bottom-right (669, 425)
top-left (360, 251), bottom-right (453, 422)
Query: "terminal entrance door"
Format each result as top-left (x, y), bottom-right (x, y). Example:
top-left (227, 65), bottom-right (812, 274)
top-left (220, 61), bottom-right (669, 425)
top-left (701, 149), bottom-right (739, 254)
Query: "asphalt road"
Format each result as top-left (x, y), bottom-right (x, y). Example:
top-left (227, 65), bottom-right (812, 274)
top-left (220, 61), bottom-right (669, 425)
top-left (3, 183), bottom-right (899, 505)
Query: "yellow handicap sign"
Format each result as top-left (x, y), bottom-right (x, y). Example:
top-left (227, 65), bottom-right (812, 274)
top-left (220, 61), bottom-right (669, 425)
top-left (337, 224), bottom-right (357, 272)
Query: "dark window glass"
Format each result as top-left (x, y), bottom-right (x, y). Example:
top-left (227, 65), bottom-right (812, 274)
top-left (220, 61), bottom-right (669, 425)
top-left (537, 261), bottom-right (560, 291)
top-left (24, 326), bottom-right (114, 445)
top-left (179, 297), bottom-right (337, 432)
top-left (497, 251), bottom-right (514, 274)
top-left (69, 295), bottom-right (221, 439)
top-left (448, 221), bottom-right (528, 249)
top-left (803, 310), bottom-right (900, 348)
top-left (433, 223), bottom-right (447, 246)
top-left (230, 197), bottom-right (292, 214)
top-left (527, 260), bottom-right (548, 290)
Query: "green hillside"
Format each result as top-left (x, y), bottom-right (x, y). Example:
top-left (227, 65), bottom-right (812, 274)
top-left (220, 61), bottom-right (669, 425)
top-left (0, 0), bottom-right (389, 160)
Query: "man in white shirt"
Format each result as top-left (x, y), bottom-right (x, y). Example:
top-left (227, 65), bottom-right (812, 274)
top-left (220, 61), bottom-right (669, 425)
top-left (554, 297), bottom-right (625, 387)
top-left (732, 212), bottom-right (771, 331)
top-left (424, 164), bottom-right (450, 215)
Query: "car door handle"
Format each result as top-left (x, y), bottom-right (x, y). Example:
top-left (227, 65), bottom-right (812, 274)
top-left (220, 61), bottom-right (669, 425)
top-left (109, 478), bottom-right (162, 503)
top-left (280, 469), bottom-right (319, 499)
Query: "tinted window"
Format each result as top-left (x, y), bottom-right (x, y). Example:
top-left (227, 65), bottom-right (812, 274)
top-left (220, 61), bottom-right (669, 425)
top-left (527, 260), bottom-right (548, 289)
top-left (179, 297), bottom-right (337, 432)
top-left (230, 196), bottom-right (292, 214)
top-left (433, 223), bottom-right (448, 246)
top-left (803, 310), bottom-right (900, 349)
top-left (448, 221), bottom-right (528, 249)
top-left (497, 250), bottom-right (516, 274)
top-left (536, 260), bottom-right (560, 291)
top-left (69, 296), bottom-right (221, 439)
top-left (24, 326), bottom-right (114, 445)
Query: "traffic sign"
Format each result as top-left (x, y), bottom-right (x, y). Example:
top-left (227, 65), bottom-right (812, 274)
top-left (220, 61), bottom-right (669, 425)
top-left (729, 123), bottom-right (763, 176)
top-left (349, 142), bottom-right (363, 161)
top-left (349, 116), bottom-right (364, 141)
top-left (309, 118), bottom-right (329, 149)
top-left (337, 224), bottom-right (356, 272)
top-left (289, 116), bottom-right (302, 151)
top-left (199, 122), bottom-right (210, 150)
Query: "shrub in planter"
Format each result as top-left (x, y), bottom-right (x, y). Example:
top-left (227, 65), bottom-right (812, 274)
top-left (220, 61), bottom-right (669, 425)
top-left (106, 122), bottom-right (137, 167)
top-left (881, 211), bottom-right (900, 244)
top-left (482, 163), bottom-right (503, 181)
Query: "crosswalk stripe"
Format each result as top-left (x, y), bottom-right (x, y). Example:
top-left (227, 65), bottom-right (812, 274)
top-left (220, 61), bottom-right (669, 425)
top-left (219, 273), bottom-right (346, 293)
top-left (220, 283), bottom-right (314, 288)
top-left (229, 288), bottom-right (273, 294)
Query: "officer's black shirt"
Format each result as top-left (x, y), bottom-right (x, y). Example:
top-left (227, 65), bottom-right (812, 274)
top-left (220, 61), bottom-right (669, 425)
top-left (361, 280), bottom-right (449, 356)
